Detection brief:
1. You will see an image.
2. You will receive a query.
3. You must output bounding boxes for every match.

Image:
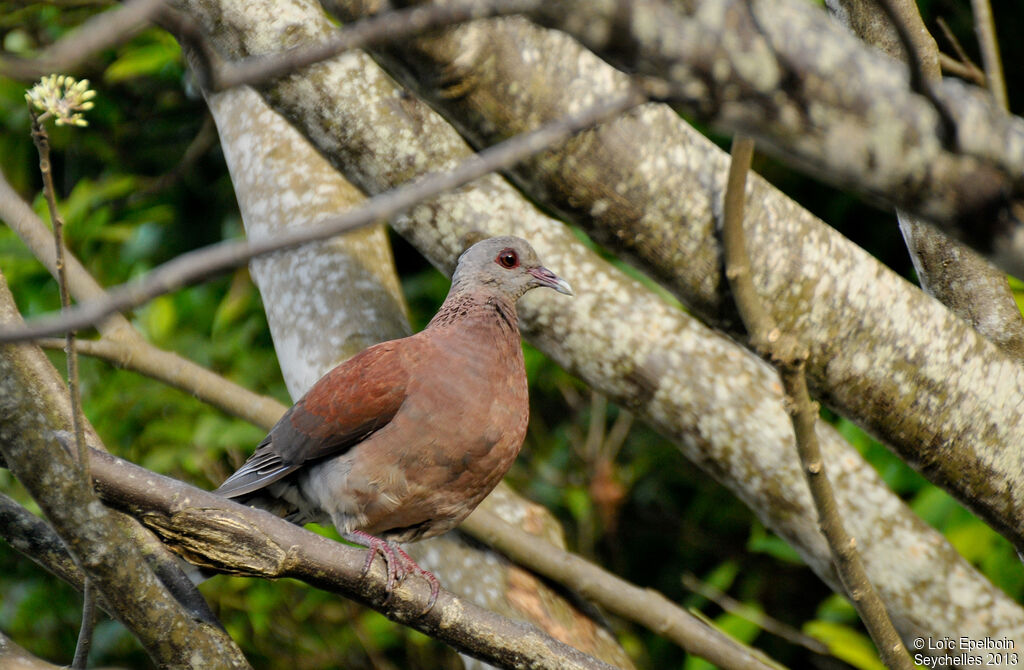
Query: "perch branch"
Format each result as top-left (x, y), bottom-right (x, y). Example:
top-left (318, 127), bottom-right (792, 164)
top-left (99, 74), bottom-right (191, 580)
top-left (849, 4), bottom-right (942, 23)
top-left (720, 135), bottom-right (912, 670)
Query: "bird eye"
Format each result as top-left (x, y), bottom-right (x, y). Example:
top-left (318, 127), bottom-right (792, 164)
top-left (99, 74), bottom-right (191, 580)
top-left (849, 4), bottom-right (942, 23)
top-left (496, 249), bottom-right (519, 269)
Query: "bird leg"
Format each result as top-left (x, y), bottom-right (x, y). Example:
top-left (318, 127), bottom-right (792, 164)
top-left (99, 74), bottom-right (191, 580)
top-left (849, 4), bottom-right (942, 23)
top-left (343, 530), bottom-right (440, 613)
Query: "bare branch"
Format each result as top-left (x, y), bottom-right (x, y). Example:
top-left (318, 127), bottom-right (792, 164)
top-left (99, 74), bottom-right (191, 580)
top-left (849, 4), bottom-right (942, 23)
top-left (0, 92), bottom-right (642, 343)
top-left (680, 573), bottom-right (830, 655)
top-left (38, 336), bottom-right (286, 427)
top-left (936, 17), bottom-right (986, 86)
top-left (82, 447), bottom-right (620, 670)
top-left (461, 509), bottom-right (782, 670)
top-left (970, 0), bottom-right (1008, 109)
top-left (211, 0), bottom-right (539, 90)
top-left (720, 135), bottom-right (913, 670)
top-left (0, 0), bottom-right (165, 81)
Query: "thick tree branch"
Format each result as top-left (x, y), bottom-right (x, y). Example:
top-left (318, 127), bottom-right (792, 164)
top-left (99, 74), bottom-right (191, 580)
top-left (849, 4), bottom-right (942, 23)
top-left (82, 447), bottom-right (618, 670)
top-left (0, 280), bottom-right (250, 669)
top-left (208, 0), bottom-right (537, 90)
top-left (168, 0), bottom-right (1024, 653)
top-left (339, 7), bottom-right (1024, 557)
top-left (827, 0), bottom-right (1024, 360)
top-left (0, 92), bottom-right (641, 343)
top-left (524, 0), bottom-right (1024, 278)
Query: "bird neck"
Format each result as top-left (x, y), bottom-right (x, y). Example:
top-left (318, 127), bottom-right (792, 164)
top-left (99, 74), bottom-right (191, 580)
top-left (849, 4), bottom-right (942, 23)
top-left (426, 288), bottom-right (519, 335)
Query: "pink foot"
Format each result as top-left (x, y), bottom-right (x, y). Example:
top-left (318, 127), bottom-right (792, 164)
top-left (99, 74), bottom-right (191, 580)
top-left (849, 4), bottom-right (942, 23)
top-left (344, 530), bottom-right (441, 613)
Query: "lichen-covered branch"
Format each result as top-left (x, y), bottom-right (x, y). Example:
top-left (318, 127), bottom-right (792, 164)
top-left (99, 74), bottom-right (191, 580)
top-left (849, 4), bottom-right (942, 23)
top-left (169, 0), bottom-right (1024, 652)
top-left (0, 279), bottom-right (250, 669)
top-left (524, 0), bottom-right (1024, 277)
top-left (335, 8), bottom-right (1024, 555)
top-left (84, 447), bottom-right (619, 670)
top-left (827, 0), bottom-right (1024, 360)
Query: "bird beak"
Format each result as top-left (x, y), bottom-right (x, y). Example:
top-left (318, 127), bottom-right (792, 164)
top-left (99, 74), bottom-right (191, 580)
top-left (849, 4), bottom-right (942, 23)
top-left (529, 267), bottom-right (574, 296)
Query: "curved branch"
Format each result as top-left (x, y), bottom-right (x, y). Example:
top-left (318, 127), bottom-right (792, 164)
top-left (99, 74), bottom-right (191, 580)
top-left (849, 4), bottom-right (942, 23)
top-left (527, 0), bottom-right (1024, 278)
top-left (721, 136), bottom-right (912, 670)
top-left (83, 447), bottom-right (619, 670)
top-left (0, 92), bottom-right (642, 343)
top-left (461, 509), bottom-right (779, 670)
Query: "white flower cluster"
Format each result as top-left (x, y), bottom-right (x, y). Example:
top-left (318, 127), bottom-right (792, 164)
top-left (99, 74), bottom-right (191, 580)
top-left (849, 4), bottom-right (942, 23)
top-left (25, 74), bottom-right (96, 127)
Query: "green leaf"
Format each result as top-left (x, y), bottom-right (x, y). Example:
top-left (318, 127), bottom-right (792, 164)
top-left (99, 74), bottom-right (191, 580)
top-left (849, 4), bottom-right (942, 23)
top-left (804, 620), bottom-right (886, 670)
top-left (105, 40), bottom-right (182, 83)
top-left (747, 522), bottom-right (803, 565)
top-left (136, 294), bottom-right (177, 342)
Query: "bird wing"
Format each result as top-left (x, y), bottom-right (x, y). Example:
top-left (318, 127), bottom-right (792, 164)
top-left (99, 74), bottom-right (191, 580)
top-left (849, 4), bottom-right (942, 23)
top-left (215, 342), bottom-right (409, 498)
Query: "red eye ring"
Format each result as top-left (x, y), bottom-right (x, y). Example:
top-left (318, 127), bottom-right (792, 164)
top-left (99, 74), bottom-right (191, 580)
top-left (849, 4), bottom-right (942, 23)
top-left (496, 248), bottom-right (519, 269)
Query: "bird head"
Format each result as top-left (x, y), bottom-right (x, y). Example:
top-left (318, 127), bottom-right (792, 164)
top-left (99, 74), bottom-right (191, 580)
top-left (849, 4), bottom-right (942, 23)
top-left (451, 236), bottom-right (573, 301)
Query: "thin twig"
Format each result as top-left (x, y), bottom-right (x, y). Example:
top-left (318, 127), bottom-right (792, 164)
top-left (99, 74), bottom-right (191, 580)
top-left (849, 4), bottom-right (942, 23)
top-left (681, 573), bottom-right (829, 655)
top-left (0, 0), bottom-right (165, 81)
top-left (28, 111), bottom-right (90, 478)
top-left (720, 135), bottom-right (913, 670)
top-left (461, 509), bottom-right (785, 670)
top-left (29, 104), bottom-right (97, 669)
top-left (37, 336), bottom-right (285, 426)
top-left (72, 580), bottom-right (98, 669)
top-left (969, 0), bottom-right (1008, 109)
top-left (0, 91), bottom-right (644, 343)
top-left (938, 53), bottom-right (985, 86)
top-left (211, 0), bottom-right (539, 90)
top-left (935, 17), bottom-right (986, 86)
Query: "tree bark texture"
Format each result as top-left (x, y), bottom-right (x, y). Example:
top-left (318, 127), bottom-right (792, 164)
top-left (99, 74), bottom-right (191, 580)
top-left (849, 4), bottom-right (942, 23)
top-left (170, 0), bottom-right (1024, 654)
top-left (206, 85), bottom-right (634, 669)
top-left (825, 0), bottom-right (1024, 360)
top-left (0, 277), bottom-right (250, 669)
top-left (522, 0), bottom-right (1024, 278)
top-left (320, 7), bottom-right (1024, 555)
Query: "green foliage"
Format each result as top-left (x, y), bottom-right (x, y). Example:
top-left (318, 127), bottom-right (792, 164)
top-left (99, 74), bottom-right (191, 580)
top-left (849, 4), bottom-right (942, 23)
top-left (3, 1), bottom-right (1024, 669)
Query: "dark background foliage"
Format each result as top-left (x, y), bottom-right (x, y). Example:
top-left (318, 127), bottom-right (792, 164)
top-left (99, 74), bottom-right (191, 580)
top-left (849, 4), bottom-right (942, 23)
top-left (1, 1), bottom-right (1022, 667)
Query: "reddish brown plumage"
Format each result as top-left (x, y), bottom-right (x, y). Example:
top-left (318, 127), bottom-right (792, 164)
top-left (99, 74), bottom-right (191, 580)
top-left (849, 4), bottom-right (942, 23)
top-left (214, 236), bottom-right (571, 608)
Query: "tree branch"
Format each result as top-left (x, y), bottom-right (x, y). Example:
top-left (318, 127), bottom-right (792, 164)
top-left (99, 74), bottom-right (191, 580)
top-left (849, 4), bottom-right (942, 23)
top-left (827, 0), bottom-right (1024, 360)
top-left (81, 447), bottom-right (619, 670)
top-left (0, 0), bottom-right (166, 81)
top-left (721, 135), bottom-right (913, 670)
top-left (0, 279), bottom-right (250, 669)
top-left (970, 0), bottom-right (1008, 109)
top-left (340, 5), bottom-right (1024, 557)
top-left (526, 0), bottom-right (1024, 278)
top-left (0, 91), bottom-right (642, 343)
top-left (209, 0), bottom-right (539, 90)
top-left (461, 509), bottom-right (781, 670)
top-left (172, 0), bottom-right (1024, 650)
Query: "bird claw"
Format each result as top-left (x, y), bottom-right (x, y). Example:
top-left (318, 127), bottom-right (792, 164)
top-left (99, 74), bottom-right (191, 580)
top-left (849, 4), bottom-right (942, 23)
top-left (345, 530), bottom-right (440, 613)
